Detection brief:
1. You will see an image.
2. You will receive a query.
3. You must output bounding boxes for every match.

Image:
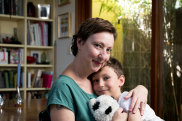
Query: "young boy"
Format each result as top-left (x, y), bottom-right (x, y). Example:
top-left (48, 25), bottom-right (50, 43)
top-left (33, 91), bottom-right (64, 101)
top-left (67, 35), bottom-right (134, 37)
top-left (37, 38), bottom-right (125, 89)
top-left (89, 57), bottom-right (163, 121)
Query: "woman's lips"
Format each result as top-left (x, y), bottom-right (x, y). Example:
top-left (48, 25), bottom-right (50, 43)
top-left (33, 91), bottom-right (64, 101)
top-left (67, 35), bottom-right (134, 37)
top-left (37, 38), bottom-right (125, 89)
top-left (93, 60), bottom-right (102, 66)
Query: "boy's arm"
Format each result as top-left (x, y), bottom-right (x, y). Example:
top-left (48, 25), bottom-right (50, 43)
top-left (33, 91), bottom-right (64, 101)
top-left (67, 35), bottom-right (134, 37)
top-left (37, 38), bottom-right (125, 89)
top-left (128, 109), bottom-right (142, 121)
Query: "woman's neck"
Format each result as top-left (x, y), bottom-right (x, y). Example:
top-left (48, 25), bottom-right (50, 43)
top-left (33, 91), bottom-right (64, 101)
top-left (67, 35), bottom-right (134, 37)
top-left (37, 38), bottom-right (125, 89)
top-left (63, 60), bottom-right (90, 81)
top-left (62, 60), bottom-right (94, 94)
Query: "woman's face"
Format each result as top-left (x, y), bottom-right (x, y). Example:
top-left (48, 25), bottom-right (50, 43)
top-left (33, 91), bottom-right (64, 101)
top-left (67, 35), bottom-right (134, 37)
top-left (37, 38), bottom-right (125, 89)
top-left (77, 32), bottom-right (114, 73)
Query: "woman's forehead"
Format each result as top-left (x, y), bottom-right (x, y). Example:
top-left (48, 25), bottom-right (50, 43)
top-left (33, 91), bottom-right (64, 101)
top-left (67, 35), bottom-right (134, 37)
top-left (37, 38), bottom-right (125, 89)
top-left (87, 32), bottom-right (114, 47)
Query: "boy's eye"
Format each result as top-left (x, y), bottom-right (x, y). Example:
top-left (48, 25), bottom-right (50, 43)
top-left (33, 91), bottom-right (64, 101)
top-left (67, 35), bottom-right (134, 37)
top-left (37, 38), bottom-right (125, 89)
top-left (93, 79), bottom-right (99, 83)
top-left (103, 76), bottom-right (109, 80)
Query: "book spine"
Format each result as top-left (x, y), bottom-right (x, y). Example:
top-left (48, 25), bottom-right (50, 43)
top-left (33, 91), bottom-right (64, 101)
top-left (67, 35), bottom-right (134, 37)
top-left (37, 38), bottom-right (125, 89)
top-left (4, 71), bottom-right (9, 88)
top-left (9, 71), bottom-right (14, 88)
top-left (0, 71), bottom-right (5, 88)
top-left (4, 0), bottom-right (10, 14)
top-left (34, 70), bottom-right (42, 87)
top-left (0, 0), bottom-right (2, 14)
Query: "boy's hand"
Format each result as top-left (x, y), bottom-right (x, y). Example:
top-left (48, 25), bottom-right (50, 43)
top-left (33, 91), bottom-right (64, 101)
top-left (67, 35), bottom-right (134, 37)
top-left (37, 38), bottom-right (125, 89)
top-left (124, 85), bottom-right (148, 116)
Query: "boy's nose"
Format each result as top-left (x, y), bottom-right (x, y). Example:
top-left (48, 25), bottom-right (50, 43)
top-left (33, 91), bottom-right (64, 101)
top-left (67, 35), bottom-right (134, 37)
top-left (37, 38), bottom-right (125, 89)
top-left (98, 80), bottom-right (104, 87)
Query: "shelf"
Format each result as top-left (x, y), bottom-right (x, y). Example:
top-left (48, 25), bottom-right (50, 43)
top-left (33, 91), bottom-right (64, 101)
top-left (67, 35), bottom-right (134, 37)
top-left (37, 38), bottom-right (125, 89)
top-left (0, 88), bottom-right (50, 91)
top-left (0, 64), bottom-right (25, 67)
top-left (26, 17), bottom-right (54, 22)
top-left (26, 64), bottom-right (53, 68)
top-left (0, 88), bottom-right (24, 91)
top-left (27, 45), bottom-right (54, 49)
top-left (0, 14), bottom-right (24, 21)
top-left (26, 88), bottom-right (50, 91)
top-left (0, 44), bottom-right (24, 48)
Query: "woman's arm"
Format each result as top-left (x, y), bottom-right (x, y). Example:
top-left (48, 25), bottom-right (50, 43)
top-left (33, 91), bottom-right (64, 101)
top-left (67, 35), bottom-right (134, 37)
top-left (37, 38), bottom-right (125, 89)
top-left (124, 85), bottom-right (148, 115)
top-left (128, 109), bottom-right (142, 121)
top-left (50, 104), bottom-right (75, 121)
top-left (112, 108), bottom-right (128, 121)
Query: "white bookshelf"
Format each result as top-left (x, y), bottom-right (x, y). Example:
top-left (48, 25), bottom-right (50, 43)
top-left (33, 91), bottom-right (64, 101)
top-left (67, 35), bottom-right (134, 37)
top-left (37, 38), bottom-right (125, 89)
top-left (0, 0), bottom-right (55, 100)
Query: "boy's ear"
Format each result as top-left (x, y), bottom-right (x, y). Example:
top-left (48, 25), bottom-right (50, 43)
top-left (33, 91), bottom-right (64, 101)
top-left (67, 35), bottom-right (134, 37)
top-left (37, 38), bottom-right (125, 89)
top-left (118, 75), bottom-right (125, 87)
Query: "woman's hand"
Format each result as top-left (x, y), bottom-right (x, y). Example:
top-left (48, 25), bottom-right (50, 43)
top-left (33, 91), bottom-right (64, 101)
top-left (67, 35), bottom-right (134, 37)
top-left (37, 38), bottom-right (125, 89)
top-left (112, 108), bottom-right (128, 121)
top-left (124, 85), bottom-right (148, 115)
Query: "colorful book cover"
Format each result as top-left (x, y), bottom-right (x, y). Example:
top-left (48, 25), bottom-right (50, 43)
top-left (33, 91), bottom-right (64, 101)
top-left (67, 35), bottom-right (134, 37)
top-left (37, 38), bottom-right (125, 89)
top-left (10, 49), bottom-right (20, 64)
top-left (42, 72), bottom-right (53, 88)
top-left (0, 51), bottom-right (8, 64)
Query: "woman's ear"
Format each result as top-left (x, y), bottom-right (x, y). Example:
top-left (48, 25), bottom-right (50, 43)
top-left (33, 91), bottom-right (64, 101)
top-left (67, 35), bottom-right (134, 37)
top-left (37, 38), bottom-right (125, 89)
top-left (118, 75), bottom-right (125, 87)
top-left (77, 38), bottom-right (84, 50)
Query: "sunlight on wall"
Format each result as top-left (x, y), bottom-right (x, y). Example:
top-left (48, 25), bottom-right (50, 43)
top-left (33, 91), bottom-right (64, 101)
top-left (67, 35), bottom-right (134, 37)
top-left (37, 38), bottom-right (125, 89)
top-left (92, 0), bottom-right (124, 65)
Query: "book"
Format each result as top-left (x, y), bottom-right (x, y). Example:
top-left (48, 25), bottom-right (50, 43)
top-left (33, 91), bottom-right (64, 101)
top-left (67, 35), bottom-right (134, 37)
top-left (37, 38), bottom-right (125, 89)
top-left (0, 0), bottom-right (4, 14)
top-left (8, 71), bottom-right (14, 88)
top-left (0, 71), bottom-right (5, 88)
top-left (27, 72), bottom-right (31, 88)
top-left (10, 49), bottom-right (20, 64)
top-left (10, 0), bottom-right (16, 15)
top-left (27, 20), bottom-right (31, 45)
top-left (33, 70), bottom-right (42, 87)
top-left (4, 71), bottom-right (9, 88)
top-left (42, 71), bottom-right (53, 88)
top-left (14, 73), bottom-right (17, 87)
top-left (21, 71), bottom-right (24, 88)
top-left (4, 0), bottom-right (10, 14)
top-left (31, 73), bottom-right (36, 88)
top-left (0, 51), bottom-right (8, 64)
top-left (20, 49), bottom-right (24, 64)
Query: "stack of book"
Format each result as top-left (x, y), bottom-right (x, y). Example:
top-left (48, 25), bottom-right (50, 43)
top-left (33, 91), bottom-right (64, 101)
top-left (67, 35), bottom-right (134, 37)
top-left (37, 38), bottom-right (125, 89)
top-left (27, 21), bottom-right (52, 46)
top-left (0, 48), bottom-right (24, 64)
top-left (0, 70), bottom-right (24, 88)
top-left (0, 0), bottom-right (24, 16)
top-left (27, 70), bottom-right (53, 88)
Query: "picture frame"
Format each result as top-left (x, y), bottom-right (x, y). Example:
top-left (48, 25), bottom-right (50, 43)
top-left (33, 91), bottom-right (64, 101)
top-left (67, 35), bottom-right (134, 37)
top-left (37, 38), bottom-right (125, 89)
top-left (58, 0), bottom-right (71, 7)
top-left (37, 4), bottom-right (50, 19)
top-left (58, 12), bottom-right (71, 38)
top-left (31, 51), bottom-right (41, 64)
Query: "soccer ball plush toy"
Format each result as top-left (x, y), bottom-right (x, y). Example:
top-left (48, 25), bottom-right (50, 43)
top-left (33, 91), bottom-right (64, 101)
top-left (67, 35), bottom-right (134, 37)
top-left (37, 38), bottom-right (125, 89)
top-left (89, 95), bottom-right (119, 121)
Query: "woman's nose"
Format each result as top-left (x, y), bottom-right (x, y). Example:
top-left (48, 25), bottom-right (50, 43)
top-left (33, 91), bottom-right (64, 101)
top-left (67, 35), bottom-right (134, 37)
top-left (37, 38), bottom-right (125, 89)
top-left (98, 49), bottom-right (109, 60)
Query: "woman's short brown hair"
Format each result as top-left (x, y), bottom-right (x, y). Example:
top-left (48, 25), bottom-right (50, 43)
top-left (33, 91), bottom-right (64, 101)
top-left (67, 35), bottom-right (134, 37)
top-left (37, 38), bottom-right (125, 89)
top-left (71, 17), bottom-right (117, 56)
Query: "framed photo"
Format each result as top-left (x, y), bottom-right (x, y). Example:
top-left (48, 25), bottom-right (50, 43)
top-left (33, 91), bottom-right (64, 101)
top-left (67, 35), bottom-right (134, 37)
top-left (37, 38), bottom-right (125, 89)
top-left (58, 0), bottom-right (71, 7)
top-left (31, 51), bottom-right (41, 64)
top-left (58, 12), bottom-right (71, 38)
top-left (37, 4), bottom-right (50, 19)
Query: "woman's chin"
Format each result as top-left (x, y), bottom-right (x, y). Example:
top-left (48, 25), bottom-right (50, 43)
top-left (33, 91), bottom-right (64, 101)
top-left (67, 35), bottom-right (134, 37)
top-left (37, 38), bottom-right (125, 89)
top-left (92, 67), bottom-right (101, 73)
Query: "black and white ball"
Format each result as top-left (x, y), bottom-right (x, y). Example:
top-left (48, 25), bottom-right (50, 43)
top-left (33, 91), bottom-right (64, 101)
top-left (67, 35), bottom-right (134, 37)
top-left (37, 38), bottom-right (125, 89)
top-left (89, 95), bottom-right (119, 121)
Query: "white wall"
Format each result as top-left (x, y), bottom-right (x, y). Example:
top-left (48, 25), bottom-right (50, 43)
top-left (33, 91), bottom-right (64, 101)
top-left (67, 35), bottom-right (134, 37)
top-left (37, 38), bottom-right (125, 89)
top-left (55, 0), bottom-right (75, 77)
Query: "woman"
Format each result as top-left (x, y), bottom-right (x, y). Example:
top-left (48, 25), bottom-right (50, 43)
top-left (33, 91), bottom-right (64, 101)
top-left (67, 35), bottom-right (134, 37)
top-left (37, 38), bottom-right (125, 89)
top-left (47, 18), bottom-right (148, 121)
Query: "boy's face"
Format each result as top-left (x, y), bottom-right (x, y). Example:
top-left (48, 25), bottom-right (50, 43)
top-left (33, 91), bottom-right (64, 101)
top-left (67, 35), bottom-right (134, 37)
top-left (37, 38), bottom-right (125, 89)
top-left (92, 66), bottom-right (125, 100)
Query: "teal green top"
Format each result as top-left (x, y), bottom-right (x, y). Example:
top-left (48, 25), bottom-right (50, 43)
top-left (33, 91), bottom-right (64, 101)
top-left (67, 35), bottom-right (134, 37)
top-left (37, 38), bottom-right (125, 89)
top-left (47, 75), bottom-right (97, 121)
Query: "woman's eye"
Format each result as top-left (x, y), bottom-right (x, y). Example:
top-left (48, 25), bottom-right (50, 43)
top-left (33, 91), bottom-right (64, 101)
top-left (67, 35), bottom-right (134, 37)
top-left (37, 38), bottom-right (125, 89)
top-left (106, 48), bottom-right (112, 53)
top-left (94, 43), bottom-right (102, 48)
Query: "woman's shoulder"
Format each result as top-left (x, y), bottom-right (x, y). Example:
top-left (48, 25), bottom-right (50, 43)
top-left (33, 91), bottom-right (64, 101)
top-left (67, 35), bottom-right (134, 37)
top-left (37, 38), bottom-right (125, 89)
top-left (55, 75), bottom-right (74, 84)
top-left (51, 75), bottom-right (77, 89)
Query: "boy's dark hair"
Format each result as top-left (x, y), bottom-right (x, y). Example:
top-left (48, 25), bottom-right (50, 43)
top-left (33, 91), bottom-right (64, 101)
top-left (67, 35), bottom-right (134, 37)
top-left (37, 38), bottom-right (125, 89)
top-left (88, 57), bottom-right (124, 80)
top-left (71, 17), bottom-right (117, 56)
top-left (104, 57), bottom-right (124, 78)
